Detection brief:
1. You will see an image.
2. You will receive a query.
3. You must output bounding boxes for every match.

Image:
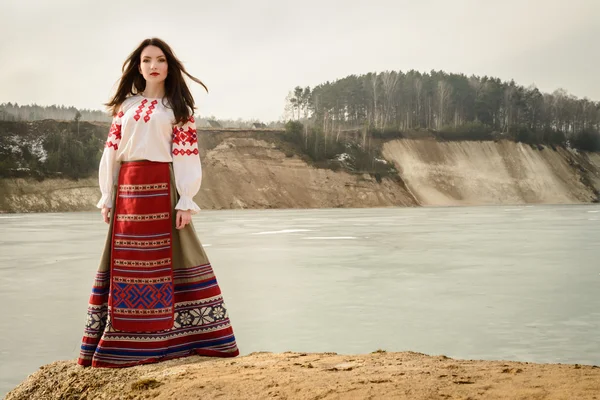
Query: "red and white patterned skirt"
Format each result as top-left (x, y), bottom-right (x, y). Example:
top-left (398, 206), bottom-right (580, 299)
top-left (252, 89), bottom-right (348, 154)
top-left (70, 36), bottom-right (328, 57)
top-left (77, 160), bottom-right (239, 368)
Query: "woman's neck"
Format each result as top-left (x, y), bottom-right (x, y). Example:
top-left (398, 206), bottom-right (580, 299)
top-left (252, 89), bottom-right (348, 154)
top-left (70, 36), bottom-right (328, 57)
top-left (141, 83), bottom-right (165, 99)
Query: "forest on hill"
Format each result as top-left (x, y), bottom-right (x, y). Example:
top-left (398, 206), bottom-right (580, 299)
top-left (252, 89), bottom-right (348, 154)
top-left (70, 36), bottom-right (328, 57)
top-left (285, 70), bottom-right (600, 162)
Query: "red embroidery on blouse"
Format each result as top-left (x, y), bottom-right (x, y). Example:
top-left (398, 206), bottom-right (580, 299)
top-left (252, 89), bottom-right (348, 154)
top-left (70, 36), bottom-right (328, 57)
top-left (144, 100), bottom-right (158, 123)
top-left (105, 122), bottom-right (122, 150)
top-left (133, 99), bottom-right (148, 122)
top-left (108, 123), bottom-right (122, 141)
top-left (172, 126), bottom-right (198, 146)
top-left (172, 117), bottom-right (199, 155)
top-left (173, 148), bottom-right (199, 156)
top-left (117, 111), bottom-right (124, 118)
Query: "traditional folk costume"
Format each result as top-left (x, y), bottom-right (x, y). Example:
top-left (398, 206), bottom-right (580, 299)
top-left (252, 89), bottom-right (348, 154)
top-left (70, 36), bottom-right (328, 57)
top-left (77, 95), bottom-right (239, 368)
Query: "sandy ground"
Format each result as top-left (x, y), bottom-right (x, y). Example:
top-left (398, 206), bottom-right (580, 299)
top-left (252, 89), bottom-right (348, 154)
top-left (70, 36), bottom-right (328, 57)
top-left (6, 351), bottom-right (600, 400)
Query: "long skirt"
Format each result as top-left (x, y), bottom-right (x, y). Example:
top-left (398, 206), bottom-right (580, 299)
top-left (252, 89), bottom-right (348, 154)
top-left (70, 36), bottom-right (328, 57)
top-left (77, 160), bottom-right (239, 368)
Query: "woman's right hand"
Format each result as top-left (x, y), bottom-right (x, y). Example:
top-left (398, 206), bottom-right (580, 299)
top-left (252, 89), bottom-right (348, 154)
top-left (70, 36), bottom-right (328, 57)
top-left (101, 206), bottom-right (111, 224)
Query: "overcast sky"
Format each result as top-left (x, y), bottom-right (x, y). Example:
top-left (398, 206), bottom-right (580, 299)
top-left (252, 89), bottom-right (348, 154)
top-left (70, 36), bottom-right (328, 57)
top-left (1, 0), bottom-right (598, 121)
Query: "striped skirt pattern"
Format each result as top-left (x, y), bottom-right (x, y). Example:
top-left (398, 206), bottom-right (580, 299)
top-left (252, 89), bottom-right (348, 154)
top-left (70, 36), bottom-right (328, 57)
top-left (77, 161), bottom-right (239, 368)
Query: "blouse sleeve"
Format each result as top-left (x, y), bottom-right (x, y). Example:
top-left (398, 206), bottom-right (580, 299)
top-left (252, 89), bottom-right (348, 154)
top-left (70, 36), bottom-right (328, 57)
top-left (172, 116), bottom-right (202, 214)
top-left (96, 109), bottom-right (124, 209)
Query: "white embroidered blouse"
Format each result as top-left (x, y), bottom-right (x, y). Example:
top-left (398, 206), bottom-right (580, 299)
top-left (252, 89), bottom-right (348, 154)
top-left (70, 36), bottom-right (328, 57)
top-left (96, 94), bottom-right (202, 213)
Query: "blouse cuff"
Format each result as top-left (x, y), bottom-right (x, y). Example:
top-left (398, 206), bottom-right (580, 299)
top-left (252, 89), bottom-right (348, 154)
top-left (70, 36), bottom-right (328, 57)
top-left (96, 193), bottom-right (113, 209)
top-left (175, 196), bottom-right (201, 214)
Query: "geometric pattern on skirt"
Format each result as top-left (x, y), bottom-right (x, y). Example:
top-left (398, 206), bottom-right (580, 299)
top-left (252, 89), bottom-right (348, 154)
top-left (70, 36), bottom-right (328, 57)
top-left (78, 263), bottom-right (238, 367)
top-left (110, 162), bottom-right (174, 332)
top-left (77, 161), bottom-right (239, 368)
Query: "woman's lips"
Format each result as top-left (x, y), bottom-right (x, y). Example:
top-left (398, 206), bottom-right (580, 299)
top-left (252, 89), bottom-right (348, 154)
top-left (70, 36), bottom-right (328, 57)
top-left (150, 72), bottom-right (159, 76)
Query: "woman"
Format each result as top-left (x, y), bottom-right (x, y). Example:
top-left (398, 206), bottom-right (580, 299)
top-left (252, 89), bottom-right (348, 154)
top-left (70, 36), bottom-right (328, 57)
top-left (77, 38), bottom-right (239, 368)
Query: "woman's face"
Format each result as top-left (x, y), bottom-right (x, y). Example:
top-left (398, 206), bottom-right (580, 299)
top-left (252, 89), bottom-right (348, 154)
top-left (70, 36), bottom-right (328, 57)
top-left (139, 45), bottom-right (168, 83)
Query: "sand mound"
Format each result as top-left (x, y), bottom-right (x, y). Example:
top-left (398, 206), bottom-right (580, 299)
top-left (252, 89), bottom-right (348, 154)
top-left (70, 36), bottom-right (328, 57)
top-left (6, 351), bottom-right (599, 400)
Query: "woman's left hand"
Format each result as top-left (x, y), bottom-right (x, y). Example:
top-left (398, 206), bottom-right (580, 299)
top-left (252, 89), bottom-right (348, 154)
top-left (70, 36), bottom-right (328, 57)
top-left (176, 210), bottom-right (192, 230)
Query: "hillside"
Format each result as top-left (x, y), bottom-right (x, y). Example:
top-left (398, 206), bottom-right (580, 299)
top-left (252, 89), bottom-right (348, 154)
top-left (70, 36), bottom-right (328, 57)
top-left (382, 139), bottom-right (600, 206)
top-left (1, 120), bottom-right (599, 213)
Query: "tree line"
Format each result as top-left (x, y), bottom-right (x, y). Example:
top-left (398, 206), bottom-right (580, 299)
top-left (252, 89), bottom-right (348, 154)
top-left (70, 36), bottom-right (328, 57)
top-left (286, 70), bottom-right (600, 152)
top-left (0, 103), bottom-right (111, 123)
top-left (0, 119), bottom-right (106, 179)
top-left (0, 102), bottom-right (285, 129)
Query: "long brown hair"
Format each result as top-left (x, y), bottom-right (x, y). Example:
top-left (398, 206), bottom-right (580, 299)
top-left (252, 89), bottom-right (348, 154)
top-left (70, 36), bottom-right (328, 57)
top-left (106, 38), bottom-right (208, 124)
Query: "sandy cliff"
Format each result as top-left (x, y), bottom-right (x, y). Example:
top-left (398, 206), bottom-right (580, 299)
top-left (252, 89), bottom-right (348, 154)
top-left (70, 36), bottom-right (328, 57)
top-left (0, 132), bottom-right (418, 213)
top-left (196, 136), bottom-right (416, 210)
top-left (382, 139), bottom-right (600, 206)
top-left (2, 132), bottom-right (599, 213)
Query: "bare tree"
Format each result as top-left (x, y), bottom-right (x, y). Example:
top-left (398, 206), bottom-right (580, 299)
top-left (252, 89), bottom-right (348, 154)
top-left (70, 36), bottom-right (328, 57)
top-left (381, 71), bottom-right (399, 128)
top-left (371, 73), bottom-right (380, 129)
top-left (414, 77), bottom-right (423, 128)
top-left (437, 80), bottom-right (452, 130)
top-left (502, 85), bottom-right (516, 133)
top-left (293, 87), bottom-right (304, 120)
top-left (302, 87), bottom-right (311, 119)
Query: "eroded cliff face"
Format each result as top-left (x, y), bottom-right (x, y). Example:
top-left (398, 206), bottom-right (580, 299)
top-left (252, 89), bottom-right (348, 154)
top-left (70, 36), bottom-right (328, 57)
top-left (2, 133), bottom-right (599, 213)
top-left (0, 133), bottom-right (417, 213)
top-left (0, 177), bottom-right (99, 213)
top-left (196, 137), bottom-right (416, 210)
top-left (382, 139), bottom-right (600, 206)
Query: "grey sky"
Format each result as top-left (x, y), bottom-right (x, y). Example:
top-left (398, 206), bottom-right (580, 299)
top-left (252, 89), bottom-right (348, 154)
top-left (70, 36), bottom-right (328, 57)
top-left (1, 0), bottom-right (599, 121)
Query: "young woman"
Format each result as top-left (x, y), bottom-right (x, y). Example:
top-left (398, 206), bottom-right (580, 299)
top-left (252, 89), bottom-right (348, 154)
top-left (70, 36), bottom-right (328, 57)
top-left (77, 38), bottom-right (239, 368)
